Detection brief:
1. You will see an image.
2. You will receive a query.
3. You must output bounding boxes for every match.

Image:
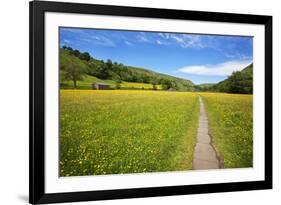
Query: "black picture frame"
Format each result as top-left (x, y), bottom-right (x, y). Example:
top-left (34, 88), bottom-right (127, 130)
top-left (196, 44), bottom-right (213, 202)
top-left (29, 0), bottom-right (272, 204)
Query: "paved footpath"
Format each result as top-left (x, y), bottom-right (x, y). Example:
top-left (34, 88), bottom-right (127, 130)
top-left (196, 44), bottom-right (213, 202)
top-left (192, 96), bottom-right (220, 170)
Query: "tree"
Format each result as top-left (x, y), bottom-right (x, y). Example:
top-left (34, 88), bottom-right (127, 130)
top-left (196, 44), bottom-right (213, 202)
top-left (171, 81), bottom-right (179, 90)
top-left (59, 70), bottom-right (68, 86)
top-left (79, 52), bottom-right (91, 61)
top-left (160, 79), bottom-right (173, 90)
top-left (151, 79), bottom-right (158, 90)
top-left (62, 46), bottom-right (73, 51)
top-left (115, 80), bottom-right (121, 89)
top-left (141, 74), bottom-right (150, 83)
top-left (61, 56), bottom-right (86, 88)
top-left (73, 49), bottom-right (80, 57)
top-left (95, 63), bottom-right (111, 79)
top-left (105, 59), bottom-right (113, 70)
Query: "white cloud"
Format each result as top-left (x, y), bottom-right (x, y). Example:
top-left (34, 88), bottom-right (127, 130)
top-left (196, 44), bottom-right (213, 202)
top-left (177, 60), bottom-right (252, 76)
top-left (125, 41), bottom-right (133, 46)
top-left (81, 35), bottom-right (115, 47)
top-left (61, 28), bottom-right (86, 35)
top-left (156, 40), bottom-right (165, 45)
top-left (171, 34), bottom-right (205, 49)
top-left (158, 33), bottom-right (171, 39)
top-left (136, 32), bottom-right (211, 49)
top-left (137, 32), bottom-right (169, 45)
top-left (136, 32), bottom-right (150, 43)
top-left (61, 28), bottom-right (116, 47)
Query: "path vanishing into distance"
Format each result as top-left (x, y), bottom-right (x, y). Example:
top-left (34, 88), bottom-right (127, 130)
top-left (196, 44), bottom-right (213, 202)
top-left (192, 96), bottom-right (221, 170)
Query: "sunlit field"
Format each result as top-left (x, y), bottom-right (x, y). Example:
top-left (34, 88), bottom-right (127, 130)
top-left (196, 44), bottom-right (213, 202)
top-left (60, 90), bottom-right (199, 176)
top-left (59, 90), bottom-right (253, 176)
top-left (120, 82), bottom-right (163, 90)
top-left (201, 93), bottom-right (253, 168)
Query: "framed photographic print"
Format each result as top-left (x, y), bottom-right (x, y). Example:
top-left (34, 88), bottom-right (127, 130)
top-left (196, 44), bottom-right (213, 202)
top-left (29, 0), bottom-right (272, 204)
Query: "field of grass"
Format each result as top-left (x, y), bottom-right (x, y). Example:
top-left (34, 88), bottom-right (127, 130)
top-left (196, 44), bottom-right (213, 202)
top-left (60, 75), bottom-right (117, 89)
top-left (60, 90), bottom-right (199, 176)
top-left (200, 93), bottom-right (253, 168)
top-left (61, 74), bottom-right (163, 90)
top-left (120, 82), bottom-right (163, 90)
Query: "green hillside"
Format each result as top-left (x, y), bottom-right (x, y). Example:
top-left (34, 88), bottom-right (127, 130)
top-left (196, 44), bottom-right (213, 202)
top-left (60, 74), bottom-right (164, 90)
top-left (60, 74), bottom-right (116, 89)
top-left (125, 65), bottom-right (194, 90)
top-left (194, 83), bottom-right (215, 91)
top-left (59, 47), bottom-right (194, 91)
top-left (213, 64), bottom-right (253, 94)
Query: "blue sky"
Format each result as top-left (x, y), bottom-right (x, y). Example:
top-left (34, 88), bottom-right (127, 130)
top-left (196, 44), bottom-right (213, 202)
top-left (60, 27), bottom-right (253, 84)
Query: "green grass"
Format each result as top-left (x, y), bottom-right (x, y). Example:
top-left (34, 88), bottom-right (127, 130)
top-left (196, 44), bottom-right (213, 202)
top-left (59, 90), bottom-right (253, 176)
top-left (120, 82), bottom-right (163, 90)
top-left (60, 75), bottom-right (117, 89)
top-left (60, 74), bottom-right (163, 90)
top-left (200, 93), bottom-right (253, 168)
top-left (59, 90), bottom-right (199, 176)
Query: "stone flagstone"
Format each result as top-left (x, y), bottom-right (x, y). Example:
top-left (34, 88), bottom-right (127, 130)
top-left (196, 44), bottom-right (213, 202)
top-left (192, 97), bottom-right (220, 170)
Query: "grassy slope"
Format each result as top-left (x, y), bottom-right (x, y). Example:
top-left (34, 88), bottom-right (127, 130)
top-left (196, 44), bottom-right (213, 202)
top-left (214, 64), bottom-right (253, 93)
top-left (201, 93), bottom-right (253, 168)
top-left (197, 83), bottom-right (215, 88)
top-left (61, 74), bottom-right (163, 90)
top-left (61, 75), bottom-right (117, 89)
top-left (126, 65), bottom-right (194, 89)
top-left (60, 90), bottom-right (199, 176)
top-left (60, 49), bottom-right (194, 90)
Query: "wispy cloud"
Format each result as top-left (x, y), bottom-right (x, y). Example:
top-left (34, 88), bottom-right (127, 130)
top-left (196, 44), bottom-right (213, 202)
top-left (136, 32), bottom-right (169, 45)
top-left (61, 28), bottom-right (116, 47)
top-left (137, 32), bottom-right (207, 48)
top-left (156, 40), bottom-right (163, 45)
top-left (136, 32), bottom-right (150, 43)
top-left (222, 51), bottom-right (252, 61)
top-left (63, 39), bottom-right (70, 43)
top-left (125, 41), bottom-right (133, 46)
top-left (79, 36), bottom-right (115, 47)
top-left (170, 34), bottom-right (205, 49)
top-left (61, 28), bottom-right (85, 34)
top-left (156, 33), bottom-right (219, 49)
top-left (177, 60), bottom-right (252, 76)
top-left (158, 33), bottom-right (171, 39)
top-left (157, 34), bottom-right (252, 61)
top-left (60, 28), bottom-right (252, 63)
top-left (155, 39), bottom-right (169, 45)
top-left (87, 35), bottom-right (115, 47)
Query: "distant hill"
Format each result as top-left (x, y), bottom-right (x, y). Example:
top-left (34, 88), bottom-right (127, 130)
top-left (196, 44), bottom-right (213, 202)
top-left (125, 65), bottom-right (194, 90)
top-left (212, 64), bottom-right (253, 94)
top-left (60, 47), bottom-right (194, 91)
top-left (194, 83), bottom-right (215, 91)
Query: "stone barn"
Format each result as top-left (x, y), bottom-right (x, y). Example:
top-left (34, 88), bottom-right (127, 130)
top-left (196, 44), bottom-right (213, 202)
top-left (93, 82), bottom-right (110, 90)
top-left (167, 87), bottom-right (176, 91)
